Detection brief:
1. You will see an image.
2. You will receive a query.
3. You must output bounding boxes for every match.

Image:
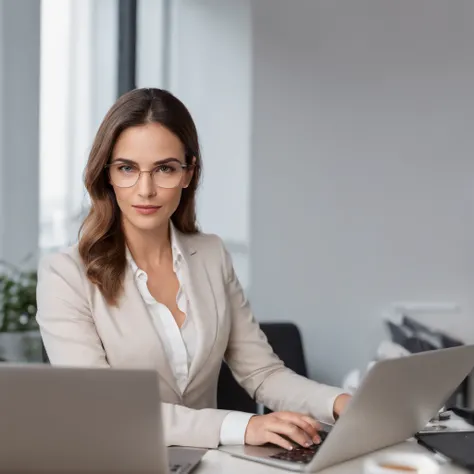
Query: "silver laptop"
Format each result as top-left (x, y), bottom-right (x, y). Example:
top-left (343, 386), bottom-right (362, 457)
top-left (220, 345), bottom-right (474, 472)
top-left (0, 364), bottom-right (205, 473)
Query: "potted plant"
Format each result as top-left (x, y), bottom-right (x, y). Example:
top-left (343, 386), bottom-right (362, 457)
top-left (0, 260), bottom-right (42, 362)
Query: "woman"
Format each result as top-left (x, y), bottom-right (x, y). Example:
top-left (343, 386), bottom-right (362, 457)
top-left (36, 88), bottom-right (350, 449)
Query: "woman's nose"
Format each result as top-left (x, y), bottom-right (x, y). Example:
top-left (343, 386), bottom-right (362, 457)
top-left (137, 171), bottom-right (156, 197)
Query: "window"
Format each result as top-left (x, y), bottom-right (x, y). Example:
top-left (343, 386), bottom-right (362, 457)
top-left (39, 0), bottom-right (118, 253)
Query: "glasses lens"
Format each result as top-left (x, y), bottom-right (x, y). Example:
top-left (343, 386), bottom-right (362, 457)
top-left (109, 163), bottom-right (139, 188)
top-left (153, 162), bottom-right (185, 189)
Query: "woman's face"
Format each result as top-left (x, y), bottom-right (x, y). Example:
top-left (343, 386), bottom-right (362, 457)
top-left (110, 122), bottom-right (194, 233)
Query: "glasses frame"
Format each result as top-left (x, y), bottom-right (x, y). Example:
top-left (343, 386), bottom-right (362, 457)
top-left (104, 160), bottom-right (196, 189)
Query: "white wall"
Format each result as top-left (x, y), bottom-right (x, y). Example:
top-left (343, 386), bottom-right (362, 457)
top-left (0, 0), bottom-right (40, 267)
top-left (250, 0), bottom-right (474, 385)
top-left (168, 0), bottom-right (252, 288)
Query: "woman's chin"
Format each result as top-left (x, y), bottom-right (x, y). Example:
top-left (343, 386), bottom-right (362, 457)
top-left (126, 214), bottom-right (169, 232)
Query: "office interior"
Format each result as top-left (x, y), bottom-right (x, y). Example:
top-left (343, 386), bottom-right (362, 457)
top-left (0, 0), bottom-right (474, 412)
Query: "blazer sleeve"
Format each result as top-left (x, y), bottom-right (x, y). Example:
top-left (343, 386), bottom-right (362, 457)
top-left (36, 252), bottom-right (108, 367)
top-left (218, 239), bottom-right (345, 425)
top-left (36, 252), bottom-right (231, 448)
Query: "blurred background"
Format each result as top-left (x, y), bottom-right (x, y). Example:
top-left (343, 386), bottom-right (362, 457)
top-left (1, 0), bottom-right (474, 401)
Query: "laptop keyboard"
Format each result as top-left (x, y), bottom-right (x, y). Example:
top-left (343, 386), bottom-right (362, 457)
top-left (269, 431), bottom-right (328, 464)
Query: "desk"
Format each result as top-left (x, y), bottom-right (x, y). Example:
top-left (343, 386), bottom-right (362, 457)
top-left (195, 440), bottom-right (468, 474)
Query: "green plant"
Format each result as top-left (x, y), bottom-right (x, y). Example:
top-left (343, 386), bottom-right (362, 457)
top-left (0, 261), bottom-right (38, 333)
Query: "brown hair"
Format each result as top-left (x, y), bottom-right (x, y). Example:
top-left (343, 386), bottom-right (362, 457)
top-left (78, 88), bottom-right (201, 305)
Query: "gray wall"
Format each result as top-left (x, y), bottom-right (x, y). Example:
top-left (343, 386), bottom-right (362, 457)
top-left (0, 0), bottom-right (40, 267)
top-left (168, 0), bottom-right (253, 289)
top-left (250, 0), bottom-right (474, 385)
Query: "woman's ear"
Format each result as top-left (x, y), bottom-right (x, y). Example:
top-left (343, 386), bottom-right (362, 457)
top-left (183, 156), bottom-right (196, 189)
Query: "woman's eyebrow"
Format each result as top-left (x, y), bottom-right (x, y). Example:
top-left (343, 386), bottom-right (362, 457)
top-left (111, 158), bottom-right (137, 165)
top-left (112, 157), bottom-right (182, 165)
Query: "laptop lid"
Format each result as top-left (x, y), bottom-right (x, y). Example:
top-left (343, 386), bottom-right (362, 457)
top-left (308, 344), bottom-right (474, 471)
top-left (0, 364), bottom-right (168, 473)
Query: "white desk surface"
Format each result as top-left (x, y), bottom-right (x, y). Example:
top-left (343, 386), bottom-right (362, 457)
top-left (195, 439), bottom-right (468, 474)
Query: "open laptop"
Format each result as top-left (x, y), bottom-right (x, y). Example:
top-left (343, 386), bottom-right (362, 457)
top-left (220, 345), bottom-right (474, 472)
top-left (0, 364), bottom-right (205, 473)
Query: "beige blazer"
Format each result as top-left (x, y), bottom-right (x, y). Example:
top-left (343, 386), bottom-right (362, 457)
top-left (36, 230), bottom-right (343, 448)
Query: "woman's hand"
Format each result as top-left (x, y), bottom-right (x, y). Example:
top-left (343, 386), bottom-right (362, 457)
top-left (244, 411), bottom-right (323, 450)
top-left (333, 393), bottom-right (352, 419)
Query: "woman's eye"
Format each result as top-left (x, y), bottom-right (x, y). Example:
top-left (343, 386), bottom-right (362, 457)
top-left (118, 165), bottom-right (135, 173)
top-left (157, 164), bottom-right (177, 173)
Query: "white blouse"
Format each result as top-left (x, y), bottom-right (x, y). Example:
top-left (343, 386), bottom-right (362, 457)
top-left (126, 229), bottom-right (253, 445)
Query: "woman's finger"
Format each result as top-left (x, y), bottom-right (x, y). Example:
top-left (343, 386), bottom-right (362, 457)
top-left (267, 420), bottom-right (312, 448)
top-left (275, 412), bottom-right (321, 443)
top-left (265, 431), bottom-right (294, 451)
top-left (301, 415), bottom-right (323, 443)
top-left (300, 415), bottom-right (322, 432)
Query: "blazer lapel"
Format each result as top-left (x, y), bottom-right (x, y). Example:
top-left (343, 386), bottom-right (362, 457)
top-left (110, 266), bottom-right (181, 397)
top-left (178, 234), bottom-right (219, 388)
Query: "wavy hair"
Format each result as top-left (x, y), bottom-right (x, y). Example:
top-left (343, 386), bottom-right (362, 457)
top-left (78, 88), bottom-right (201, 305)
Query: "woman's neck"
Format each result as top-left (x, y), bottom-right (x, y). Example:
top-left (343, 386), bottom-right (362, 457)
top-left (123, 219), bottom-right (172, 271)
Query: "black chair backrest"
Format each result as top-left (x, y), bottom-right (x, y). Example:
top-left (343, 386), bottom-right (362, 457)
top-left (217, 362), bottom-right (257, 413)
top-left (260, 322), bottom-right (308, 377)
top-left (217, 321), bottom-right (307, 412)
top-left (41, 340), bottom-right (49, 364)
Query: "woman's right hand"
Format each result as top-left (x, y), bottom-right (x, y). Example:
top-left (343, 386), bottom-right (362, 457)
top-left (244, 411), bottom-right (323, 450)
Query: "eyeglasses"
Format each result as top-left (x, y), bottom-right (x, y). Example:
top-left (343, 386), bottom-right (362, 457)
top-left (105, 160), bottom-right (195, 189)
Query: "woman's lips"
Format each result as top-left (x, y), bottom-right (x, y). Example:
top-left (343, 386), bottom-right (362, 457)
top-left (132, 205), bottom-right (162, 215)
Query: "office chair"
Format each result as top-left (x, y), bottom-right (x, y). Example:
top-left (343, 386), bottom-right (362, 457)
top-left (260, 322), bottom-right (308, 377)
top-left (217, 362), bottom-right (257, 413)
top-left (41, 340), bottom-right (49, 364)
top-left (217, 321), bottom-right (308, 413)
